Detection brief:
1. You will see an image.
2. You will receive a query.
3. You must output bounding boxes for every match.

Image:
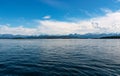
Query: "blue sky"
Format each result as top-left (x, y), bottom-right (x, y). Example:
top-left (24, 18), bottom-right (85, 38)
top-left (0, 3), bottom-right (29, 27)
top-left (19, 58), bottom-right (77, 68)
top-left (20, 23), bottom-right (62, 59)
top-left (0, 0), bottom-right (119, 20)
top-left (0, 0), bottom-right (120, 35)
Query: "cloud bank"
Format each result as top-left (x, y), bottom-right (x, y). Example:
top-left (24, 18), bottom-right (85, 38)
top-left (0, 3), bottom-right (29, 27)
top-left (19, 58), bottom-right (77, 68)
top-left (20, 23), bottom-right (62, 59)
top-left (0, 10), bottom-right (120, 35)
top-left (0, 25), bottom-right (37, 35)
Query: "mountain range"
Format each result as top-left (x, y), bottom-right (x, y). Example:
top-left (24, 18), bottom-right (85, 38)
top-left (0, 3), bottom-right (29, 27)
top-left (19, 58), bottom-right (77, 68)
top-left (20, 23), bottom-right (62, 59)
top-left (0, 33), bottom-right (120, 39)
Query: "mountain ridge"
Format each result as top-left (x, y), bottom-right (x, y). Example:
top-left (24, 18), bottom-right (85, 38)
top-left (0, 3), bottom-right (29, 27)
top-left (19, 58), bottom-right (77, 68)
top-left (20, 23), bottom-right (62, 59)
top-left (0, 33), bottom-right (120, 39)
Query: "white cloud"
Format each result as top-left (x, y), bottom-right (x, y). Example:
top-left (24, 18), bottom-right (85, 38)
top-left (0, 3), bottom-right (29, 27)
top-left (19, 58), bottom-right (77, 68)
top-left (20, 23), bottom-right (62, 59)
top-left (100, 8), bottom-right (112, 13)
top-left (43, 15), bottom-right (51, 19)
top-left (0, 25), bottom-right (37, 35)
top-left (1, 10), bottom-right (120, 35)
top-left (37, 11), bottom-right (120, 34)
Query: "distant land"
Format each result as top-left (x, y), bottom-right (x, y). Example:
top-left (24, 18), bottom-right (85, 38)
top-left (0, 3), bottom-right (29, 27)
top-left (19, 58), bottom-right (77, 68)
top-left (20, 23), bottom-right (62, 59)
top-left (0, 33), bottom-right (120, 39)
top-left (100, 36), bottom-right (120, 39)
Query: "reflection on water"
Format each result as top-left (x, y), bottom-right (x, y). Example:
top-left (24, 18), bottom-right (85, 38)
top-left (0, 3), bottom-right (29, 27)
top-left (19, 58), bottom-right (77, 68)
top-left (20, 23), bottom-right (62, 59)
top-left (0, 39), bottom-right (120, 76)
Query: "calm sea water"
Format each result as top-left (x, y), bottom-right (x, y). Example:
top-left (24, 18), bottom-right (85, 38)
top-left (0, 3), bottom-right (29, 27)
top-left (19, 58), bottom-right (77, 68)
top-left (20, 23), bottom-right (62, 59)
top-left (0, 39), bottom-right (120, 76)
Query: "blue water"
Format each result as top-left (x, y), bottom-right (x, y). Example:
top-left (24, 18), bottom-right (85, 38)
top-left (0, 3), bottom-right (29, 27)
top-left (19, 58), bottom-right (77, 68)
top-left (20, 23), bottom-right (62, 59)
top-left (0, 39), bottom-right (120, 76)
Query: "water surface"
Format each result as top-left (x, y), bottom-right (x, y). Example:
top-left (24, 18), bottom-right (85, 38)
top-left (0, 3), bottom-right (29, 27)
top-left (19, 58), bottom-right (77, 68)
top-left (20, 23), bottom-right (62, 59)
top-left (0, 39), bottom-right (120, 76)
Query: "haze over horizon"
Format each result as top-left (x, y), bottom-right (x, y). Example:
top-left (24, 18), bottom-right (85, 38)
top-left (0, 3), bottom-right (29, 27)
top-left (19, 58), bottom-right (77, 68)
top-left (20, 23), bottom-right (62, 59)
top-left (0, 0), bottom-right (120, 35)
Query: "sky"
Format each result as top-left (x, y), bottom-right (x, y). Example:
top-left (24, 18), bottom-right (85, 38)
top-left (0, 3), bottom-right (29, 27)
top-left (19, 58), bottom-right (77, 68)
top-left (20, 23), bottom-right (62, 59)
top-left (0, 0), bottom-right (120, 35)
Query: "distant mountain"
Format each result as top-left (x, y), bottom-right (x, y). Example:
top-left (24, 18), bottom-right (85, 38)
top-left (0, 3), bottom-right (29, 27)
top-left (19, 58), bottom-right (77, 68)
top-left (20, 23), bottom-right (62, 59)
top-left (0, 33), bottom-right (120, 39)
top-left (100, 36), bottom-right (120, 39)
top-left (0, 34), bottom-right (27, 39)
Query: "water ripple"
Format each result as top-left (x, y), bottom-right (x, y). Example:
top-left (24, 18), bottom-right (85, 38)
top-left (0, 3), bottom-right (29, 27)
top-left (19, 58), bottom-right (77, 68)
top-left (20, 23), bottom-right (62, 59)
top-left (0, 39), bottom-right (120, 76)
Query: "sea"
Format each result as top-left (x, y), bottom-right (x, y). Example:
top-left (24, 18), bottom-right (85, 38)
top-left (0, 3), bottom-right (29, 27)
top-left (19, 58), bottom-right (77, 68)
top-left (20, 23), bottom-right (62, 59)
top-left (0, 39), bottom-right (120, 76)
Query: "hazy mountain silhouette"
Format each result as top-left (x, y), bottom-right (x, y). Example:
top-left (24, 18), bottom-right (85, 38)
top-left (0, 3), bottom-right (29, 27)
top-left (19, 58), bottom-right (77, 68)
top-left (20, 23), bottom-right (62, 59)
top-left (0, 33), bottom-right (120, 39)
